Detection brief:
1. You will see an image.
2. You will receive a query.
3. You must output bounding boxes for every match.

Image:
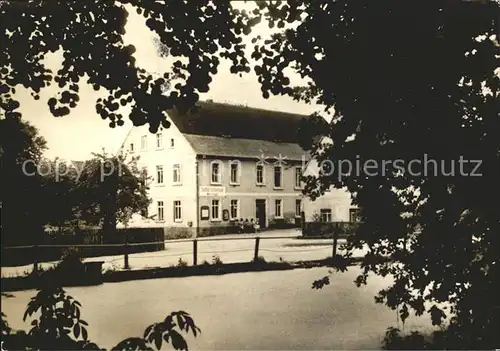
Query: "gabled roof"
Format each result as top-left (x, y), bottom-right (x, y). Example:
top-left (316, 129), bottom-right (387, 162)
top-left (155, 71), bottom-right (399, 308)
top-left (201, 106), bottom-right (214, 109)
top-left (183, 134), bottom-right (310, 162)
top-left (167, 101), bottom-right (307, 143)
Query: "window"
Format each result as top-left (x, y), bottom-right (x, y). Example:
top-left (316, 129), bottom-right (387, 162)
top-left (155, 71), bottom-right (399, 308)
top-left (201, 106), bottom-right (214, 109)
top-left (211, 199), bottom-right (220, 220)
top-left (156, 165), bottom-right (164, 184)
top-left (170, 138), bottom-right (175, 148)
top-left (295, 167), bottom-right (302, 188)
top-left (211, 162), bottom-right (221, 184)
top-left (157, 201), bottom-right (164, 221)
top-left (230, 199), bottom-right (239, 219)
top-left (256, 164), bottom-right (264, 185)
top-left (350, 208), bottom-right (361, 223)
top-left (141, 135), bottom-right (147, 150)
top-left (172, 164), bottom-right (181, 184)
top-left (295, 199), bottom-right (301, 217)
top-left (320, 209), bottom-right (332, 222)
top-left (173, 200), bottom-right (182, 222)
top-left (129, 143), bottom-right (134, 153)
top-left (156, 133), bottom-right (163, 149)
top-left (275, 199), bottom-right (282, 218)
top-left (274, 166), bottom-right (283, 188)
top-left (230, 161), bottom-right (239, 184)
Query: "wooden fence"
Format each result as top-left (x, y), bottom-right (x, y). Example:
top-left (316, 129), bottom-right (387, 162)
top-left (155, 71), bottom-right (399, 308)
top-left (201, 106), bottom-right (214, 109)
top-left (1, 228), bottom-right (165, 267)
top-left (2, 234), bottom-right (342, 273)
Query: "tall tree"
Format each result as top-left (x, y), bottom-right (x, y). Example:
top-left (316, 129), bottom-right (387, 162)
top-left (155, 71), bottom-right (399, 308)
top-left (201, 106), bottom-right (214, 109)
top-left (249, 1), bottom-right (499, 348)
top-left (0, 117), bottom-right (47, 246)
top-left (39, 158), bottom-right (82, 233)
top-left (77, 152), bottom-right (151, 239)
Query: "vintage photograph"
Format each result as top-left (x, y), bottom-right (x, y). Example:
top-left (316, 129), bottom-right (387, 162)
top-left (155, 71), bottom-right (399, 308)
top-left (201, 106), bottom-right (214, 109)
top-left (1, 0), bottom-right (499, 350)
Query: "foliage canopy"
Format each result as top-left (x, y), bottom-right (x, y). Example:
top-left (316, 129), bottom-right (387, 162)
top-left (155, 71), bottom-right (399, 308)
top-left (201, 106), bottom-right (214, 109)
top-left (0, 0), bottom-right (259, 132)
top-left (252, 1), bottom-right (498, 347)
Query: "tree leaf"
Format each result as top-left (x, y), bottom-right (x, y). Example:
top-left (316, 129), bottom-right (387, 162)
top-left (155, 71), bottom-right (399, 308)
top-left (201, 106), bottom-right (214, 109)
top-left (74, 323), bottom-right (81, 339)
top-left (154, 332), bottom-right (162, 350)
top-left (176, 314), bottom-right (186, 331)
top-left (169, 329), bottom-right (188, 351)
top-left (429, 305), bottom-right (446, 326)
top-left (312, 276), bottom-right (330, 289)
top-left (144, 323), bottom-right (155, 339)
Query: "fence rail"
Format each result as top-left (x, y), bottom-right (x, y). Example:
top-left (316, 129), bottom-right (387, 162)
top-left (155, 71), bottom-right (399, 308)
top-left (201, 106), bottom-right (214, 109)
top-left (1, 234), bottom-right (342, 274)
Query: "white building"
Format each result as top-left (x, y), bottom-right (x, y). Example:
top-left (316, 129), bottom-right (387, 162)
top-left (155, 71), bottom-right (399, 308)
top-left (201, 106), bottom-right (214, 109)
top-left (118, 101), bottom-right (310, 239)
top-left (300, 137), bottom-right (359, 235)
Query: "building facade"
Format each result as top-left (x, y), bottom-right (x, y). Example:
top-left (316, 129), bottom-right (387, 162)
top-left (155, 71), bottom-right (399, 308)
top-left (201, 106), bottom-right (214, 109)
top-left (119, 101), bottom-right (310, 238)
top-left (300, 137), bottom-right (359, 226)
top-left (301, 158), bottom-right (358, 223)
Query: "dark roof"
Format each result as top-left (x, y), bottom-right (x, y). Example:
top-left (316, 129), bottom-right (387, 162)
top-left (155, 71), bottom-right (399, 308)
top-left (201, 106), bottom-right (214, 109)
top-left (184, 134), bottom-right (310, 162)
top-left (167, 101), bottom-right (307, 143)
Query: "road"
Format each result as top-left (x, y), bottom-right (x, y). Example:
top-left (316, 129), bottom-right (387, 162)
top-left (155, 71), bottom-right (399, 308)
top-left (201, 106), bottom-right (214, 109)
top-left (1, 229), bottom-right (369, 277)
top-left (1, 267), bottom-right (437, 350)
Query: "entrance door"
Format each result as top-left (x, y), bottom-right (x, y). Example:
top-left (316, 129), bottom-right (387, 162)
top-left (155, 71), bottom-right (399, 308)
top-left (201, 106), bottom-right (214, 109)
top-left (255, 199), bottom-right (266, 229)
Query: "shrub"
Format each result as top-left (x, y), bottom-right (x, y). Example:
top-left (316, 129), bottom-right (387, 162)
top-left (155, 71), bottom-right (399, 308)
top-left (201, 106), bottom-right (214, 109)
top-left (380, 322), bottom-right (496, 350)
top-left (254, 256), bottom-right (267, 264)
top-left (1, 287), bottom-right (200, 350)
top-left (177, 258), bottom-right (188, 268)
top-left (382, 327), bottom-right (430, 350)
top-left (58, 247), bottom-right (84, 271)
top-left (211, 255), bottom-right (223, 265)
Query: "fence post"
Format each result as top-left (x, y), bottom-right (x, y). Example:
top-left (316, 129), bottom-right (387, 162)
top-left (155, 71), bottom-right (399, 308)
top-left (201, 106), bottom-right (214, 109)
top-left (254, 237), bottom-right (260, 261)
top-left (124, 243), bottom-right (130, 270)
top-left (33, 244), bottom-right (39, 275)
top-left (193, 239), bottom-right (198, 266)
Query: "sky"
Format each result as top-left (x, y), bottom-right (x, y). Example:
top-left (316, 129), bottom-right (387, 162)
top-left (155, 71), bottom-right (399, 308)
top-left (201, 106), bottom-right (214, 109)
top-left (16, 2), bottom-right (321, 161)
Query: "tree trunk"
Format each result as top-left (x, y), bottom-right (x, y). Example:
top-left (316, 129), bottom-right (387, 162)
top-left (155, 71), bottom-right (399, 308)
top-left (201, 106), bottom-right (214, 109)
top-left (102, 159), bottom-right (118, 243)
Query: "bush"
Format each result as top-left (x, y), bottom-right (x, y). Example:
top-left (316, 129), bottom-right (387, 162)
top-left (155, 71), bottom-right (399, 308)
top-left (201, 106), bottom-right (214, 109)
top-left (211, 255), bottom-right (223, 265)
top-left (382, 327), bottom-right (430, 350)
top-left (254, 256), bottom-right (267, 264)
top-left (253, 256), bottom-right (272, 269)
top-left (60, 247), bottom-right (83, 265)
top-left (381, 321), bottom-right (499, 350)
top-left (1, 287), bottom-right (200, 350)
top-left (56, 247), bottom-right (85, 278)
top-left (177, 258), bottom-right (188, 268)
